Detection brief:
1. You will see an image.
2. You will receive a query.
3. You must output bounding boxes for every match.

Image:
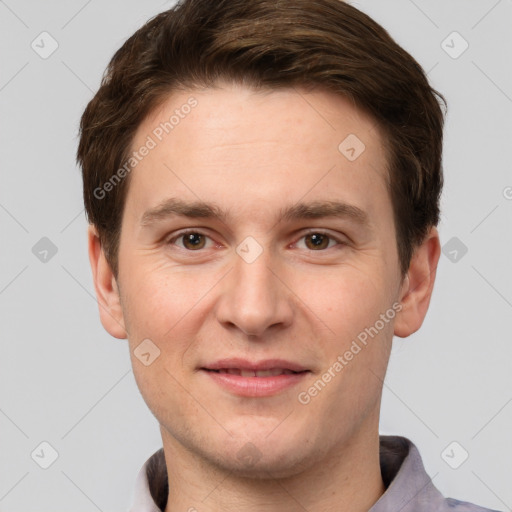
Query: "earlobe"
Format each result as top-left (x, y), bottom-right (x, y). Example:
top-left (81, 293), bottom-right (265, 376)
top-left (87, 224), bottom-right (128, 339)
top-left (394, 227), bottom-right (441, 338)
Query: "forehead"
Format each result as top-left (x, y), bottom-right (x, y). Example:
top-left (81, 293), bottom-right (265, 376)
top-left (124, 82), bottom-right (390, 226)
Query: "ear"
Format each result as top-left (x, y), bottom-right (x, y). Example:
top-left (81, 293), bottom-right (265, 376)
top-left (394, 226), bottom-right (441, 338)
top-left (87, 224), bottom-right (127, 339)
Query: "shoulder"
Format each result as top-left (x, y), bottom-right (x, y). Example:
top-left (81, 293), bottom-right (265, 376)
top-left (375, 436), bottom-right (502, 512)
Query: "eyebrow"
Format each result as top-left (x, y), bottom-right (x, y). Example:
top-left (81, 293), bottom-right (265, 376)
top-left (140, 197), bottom-right (369, 227)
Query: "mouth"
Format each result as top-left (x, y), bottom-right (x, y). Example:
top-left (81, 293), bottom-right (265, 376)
top-left (200, 359), bottom-right (310, 397)
top-left (205, 368), bottom-right (304, 377)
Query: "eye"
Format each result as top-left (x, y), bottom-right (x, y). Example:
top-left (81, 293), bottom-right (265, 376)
top-left (168, 230), bottom-right (215, 251)
top-left (166, 229), bottom-right (345, 253)
top-left (295, 231), bottom-right (344, 251)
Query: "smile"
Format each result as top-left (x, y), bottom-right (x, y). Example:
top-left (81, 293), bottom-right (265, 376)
top-left (200, 359), bottom-right (310, 397)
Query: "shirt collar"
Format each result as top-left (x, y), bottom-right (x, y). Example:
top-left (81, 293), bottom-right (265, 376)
top-left (128, 435), bottom-right (448, 512)
top-left (370, 436), bottom-right (445, 512)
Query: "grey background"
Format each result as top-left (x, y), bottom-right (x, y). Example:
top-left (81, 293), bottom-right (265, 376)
top-left (0, 0), bottom-right (511, 511)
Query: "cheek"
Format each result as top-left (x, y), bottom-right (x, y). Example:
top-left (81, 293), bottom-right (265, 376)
top-left (122, 269), bottom-right (200, 412)
top-left (296, 263), bottom-right (393, 339)
top-left (129, 354), bottom-right (192, 435)
top-left (295, 268), bottom-right (394, 424)
top-left (122, 262), bottom-right (212, 341)
top-left (121, 264), bottom-right (223, 397)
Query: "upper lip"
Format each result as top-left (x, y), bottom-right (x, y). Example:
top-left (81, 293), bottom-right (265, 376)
top-left (202, 358), bottom-right (309, 373)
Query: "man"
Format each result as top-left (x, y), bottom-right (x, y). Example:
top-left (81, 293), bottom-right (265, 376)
top-left (77, 0), bottom-right (499, 510)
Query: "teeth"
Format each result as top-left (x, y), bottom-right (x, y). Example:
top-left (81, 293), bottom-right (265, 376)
top-left (217, 368), bottom-right (296, 377)
top-left (255, 369), bottom-right (290, 377)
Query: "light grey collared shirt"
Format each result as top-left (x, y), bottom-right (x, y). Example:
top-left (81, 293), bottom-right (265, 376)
top-left (128, 436), bottom-right (500, 512)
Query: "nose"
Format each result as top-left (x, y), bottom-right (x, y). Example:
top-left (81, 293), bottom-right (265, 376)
top-left (215, 244), bottom-right (294, 338)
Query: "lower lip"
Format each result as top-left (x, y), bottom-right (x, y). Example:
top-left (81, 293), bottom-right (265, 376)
top-left (202, 370), bottom-right (309, 397)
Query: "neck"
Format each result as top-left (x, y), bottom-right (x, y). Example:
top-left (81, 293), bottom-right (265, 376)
top-left (161, 423), bottom-right (385, 512)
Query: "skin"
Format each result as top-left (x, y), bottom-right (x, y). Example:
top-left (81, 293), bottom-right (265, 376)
top-left (88, 81), bottom-right (440, 512)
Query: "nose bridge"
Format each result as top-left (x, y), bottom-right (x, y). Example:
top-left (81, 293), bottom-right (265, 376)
top-left (216, 237), bottom-right (293, 337)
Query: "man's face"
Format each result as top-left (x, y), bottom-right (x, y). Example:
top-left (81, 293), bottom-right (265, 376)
top-left (108, 82), bottom-right (408, 476)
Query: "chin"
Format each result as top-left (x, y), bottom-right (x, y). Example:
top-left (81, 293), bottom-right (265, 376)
top-left (199, 426), bottom-right (325, 480)
top-left (210, 444), bottom-right (318, 480)
top-left (162, 405), bottom-right (337, 479)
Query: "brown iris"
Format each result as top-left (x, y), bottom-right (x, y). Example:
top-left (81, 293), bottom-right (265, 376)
top-left (304, 233), bottom-right (330, 250)
top-left (182, 232), bottom-right (206, 250)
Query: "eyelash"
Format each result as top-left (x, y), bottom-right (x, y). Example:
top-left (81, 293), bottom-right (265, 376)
top-left (166, 229), bottom-right (346, 252)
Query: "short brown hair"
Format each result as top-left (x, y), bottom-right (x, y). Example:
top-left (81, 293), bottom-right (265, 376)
top-left (77, 0), bottom-right (446, 278)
